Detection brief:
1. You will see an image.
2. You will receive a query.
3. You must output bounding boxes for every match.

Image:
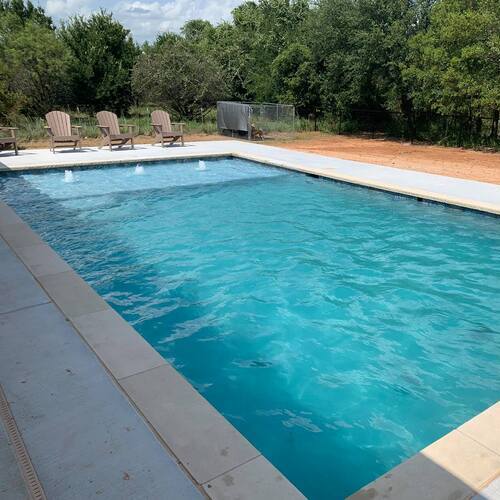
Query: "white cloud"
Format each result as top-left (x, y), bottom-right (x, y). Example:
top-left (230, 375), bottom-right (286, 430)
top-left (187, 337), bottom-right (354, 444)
top-left (116, 0), bottom-right (243, 41)
top-left (41, 0), bottom-right (244, 41)
top-left (45, 0), bottom-right (91, 19)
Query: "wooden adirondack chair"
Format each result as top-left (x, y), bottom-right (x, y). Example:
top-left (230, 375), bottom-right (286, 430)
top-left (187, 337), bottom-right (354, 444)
top-left (45, 111), bottom-right (82, 153)
top-left (151, 110), bottom-right (184, 147)
top-left (0, 127), bottom-right (18, 155)
top-left (96, 111), bottom-right (136, 151)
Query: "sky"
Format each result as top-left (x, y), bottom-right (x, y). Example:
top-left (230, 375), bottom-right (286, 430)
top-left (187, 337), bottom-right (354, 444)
top-left (39, 0), bottom-right (244, 42)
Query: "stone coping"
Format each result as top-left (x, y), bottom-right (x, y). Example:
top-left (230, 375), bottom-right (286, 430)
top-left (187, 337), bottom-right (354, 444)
top-left (233, 152), bottom-right (500, 216)
top-left (0, 141), bottom-right (499, 215)
top-left (348, 402), bottom-right (500, 500)
top-left (1, 145), bottom-right (499, 499)
top-left (0, 201), bottom-right (305, 500)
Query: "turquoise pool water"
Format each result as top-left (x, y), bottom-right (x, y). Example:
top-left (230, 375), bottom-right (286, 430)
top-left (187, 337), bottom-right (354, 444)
top-left (1, 157), bottom-right (499, 499)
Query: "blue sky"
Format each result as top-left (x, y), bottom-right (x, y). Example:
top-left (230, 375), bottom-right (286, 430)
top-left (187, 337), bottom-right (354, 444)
top-left (39, 0), bottom-right (244, 42)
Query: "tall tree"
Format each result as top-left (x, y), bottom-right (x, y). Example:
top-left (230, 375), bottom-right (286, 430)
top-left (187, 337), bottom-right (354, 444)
top-left (228, 0), bottom-right (310, 101)
top-left (132, 36), bottom-right (228, 119)
top-left (0, 1), bottom-right (67, 117)
top-left (310, 0), bottom-right (433, 114)
top-left (404, 0), bottom-right (500, 125)
top-left (4, 22), bottom-right (71, 114)
top-left (271, 43), bottom-right (320, 116)
top-left (60, 11), bottom-right (138, 113)
top-left (0, 0), bottom-right (53, 29)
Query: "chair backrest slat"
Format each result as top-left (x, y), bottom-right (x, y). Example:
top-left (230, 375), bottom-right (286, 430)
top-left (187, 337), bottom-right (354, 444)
top-left (46, 111), bottom-right (71, 136)
top-left (96, 111), bottom-right (120, 135)
top-left (151, 110), bottom-right (172, 132)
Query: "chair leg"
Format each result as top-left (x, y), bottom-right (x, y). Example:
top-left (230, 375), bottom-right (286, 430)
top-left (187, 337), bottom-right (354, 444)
top-left (131, 137), bottom-right (134, 150)
top-left (14, 142), bottom-right (18, 155)
top-left (181, 136), bottom-right (184, 146)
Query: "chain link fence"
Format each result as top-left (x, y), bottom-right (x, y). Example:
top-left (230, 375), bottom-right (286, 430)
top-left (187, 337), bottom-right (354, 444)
top-left (245, 102), bottom-right (296, 133)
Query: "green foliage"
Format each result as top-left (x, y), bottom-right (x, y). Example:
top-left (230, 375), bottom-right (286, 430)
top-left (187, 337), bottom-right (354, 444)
top-left (4, 22), bottom-right (71, 115)
top-left (0, 3), bottom-right (69, 117)
top-left (404, 0), bottom-right (500, 116)
top-left (0, 0), bottom-right (497, 147)
top-left (271, 43), bottom-right (320, 116)
top-left (0, 0), bottom-right (53, 29)
top-left (311, 0), bottom-right (431, 113)
top-left (132, 37), bottom-right (228, 119)
top-left (60, 11), bottom-right (138, 113)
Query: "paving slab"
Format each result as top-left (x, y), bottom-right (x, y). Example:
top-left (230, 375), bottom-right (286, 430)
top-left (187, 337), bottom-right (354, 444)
top-left (459, 402), bottom-right (500, 456)
top-left (473, 476), bottom-right (500, 500)
top-left (0, 201), bottom-right (23, 225)
top-left (17, 243), bottom-right (72, 278)
top-left (0, 302), bottom-right (202, 500)
top-left (0, 239), bottom-right (49, 314)
top-left (38, 270), bottom-right (109, 319)
top-left (72, 308), bottom-right (166, 380)
top-left (203, 455), bottom-right (306, 500)
top-left (119, 363), bottom-right (260, 484)
top-left (0, 222), bottom-right (44, 249)
top-left (348, 428), bottom-right (500, 500)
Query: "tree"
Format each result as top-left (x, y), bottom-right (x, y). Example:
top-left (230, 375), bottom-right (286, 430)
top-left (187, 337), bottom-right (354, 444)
top-left (132, 37), bottom-right (228, 119)
top-left (271, 43), bottom-right (320, 116)
top-left (310, 0), bottom-right (433, 114)
top-left (60, 11), bottom-right (138, 113)
top-left (223, 0), bottom-right (310, 101)
top-left (4, 22), bottom-right (71, 115)
top-left (0, 0), bottom-right (53, 29)
top-left (0, 2), bottom-right (68, 117)
top-left (181, 19), bottom-right (214, 43)
top-left (404, 0), bottom-right (500, 125)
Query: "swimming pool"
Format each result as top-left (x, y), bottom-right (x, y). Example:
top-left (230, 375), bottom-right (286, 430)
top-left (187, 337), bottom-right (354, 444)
top-left (1, 157), bottom-right (499, 499)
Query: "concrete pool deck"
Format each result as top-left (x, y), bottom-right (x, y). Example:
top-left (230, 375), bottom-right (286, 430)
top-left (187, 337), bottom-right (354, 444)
top-left (1, 140), bottom-right (500, 214)
top-left (0, 141), bottom-right (499, 499)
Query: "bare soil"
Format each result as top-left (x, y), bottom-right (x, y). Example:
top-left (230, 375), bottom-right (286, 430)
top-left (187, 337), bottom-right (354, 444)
top-left (20, 131), bottom-right (500, 184)
top-left (271, 132), bottom-right (500, 185)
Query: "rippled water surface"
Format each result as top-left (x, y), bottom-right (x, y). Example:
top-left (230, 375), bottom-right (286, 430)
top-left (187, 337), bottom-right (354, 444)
top-left (1, 157), bottom-right (499, 499)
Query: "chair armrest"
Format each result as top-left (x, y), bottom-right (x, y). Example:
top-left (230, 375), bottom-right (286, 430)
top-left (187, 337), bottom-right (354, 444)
top-left (44, 126), bottom-right (54, 137)
top-left (98, 125), bottom-right (110, 136)
top-left (152, 123), bottom-right (163, 133)
top-left (0, 127), bottom-right (18, 138)
top-left (72, 125), bottom-right (82, 136)
top-left (171, 122), bottom-right (185, 133)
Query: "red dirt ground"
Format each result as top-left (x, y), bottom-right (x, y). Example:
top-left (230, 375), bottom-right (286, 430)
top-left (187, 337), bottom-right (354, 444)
top-left (271, 132), bottom-right (500, 185)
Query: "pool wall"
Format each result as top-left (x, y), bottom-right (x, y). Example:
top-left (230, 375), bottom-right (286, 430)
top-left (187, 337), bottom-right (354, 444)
top-left (1, 141), bottom-right (499, 498)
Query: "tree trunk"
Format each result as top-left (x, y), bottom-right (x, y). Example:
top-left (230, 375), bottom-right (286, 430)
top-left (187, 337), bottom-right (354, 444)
top-left (491, 109), bottom-right (499, 139)
top-left (400, 94), bottom-right (415, 142)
